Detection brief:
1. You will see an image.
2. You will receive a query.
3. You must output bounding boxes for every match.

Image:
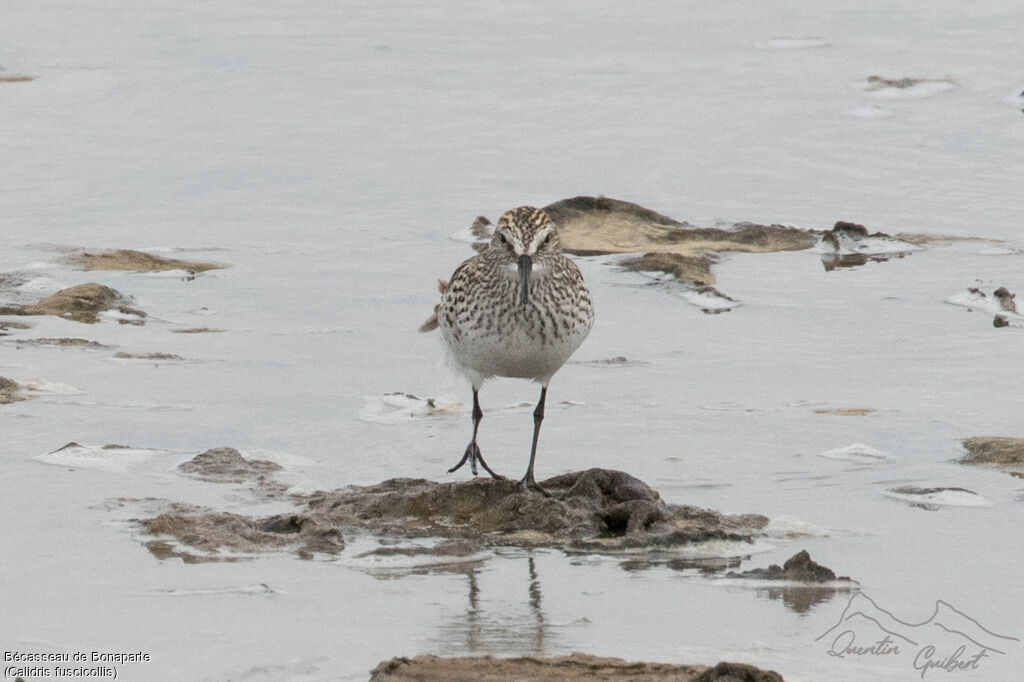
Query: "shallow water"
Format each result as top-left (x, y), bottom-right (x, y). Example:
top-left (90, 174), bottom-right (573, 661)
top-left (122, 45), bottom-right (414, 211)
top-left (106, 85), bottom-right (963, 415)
top-left (2, 2), bottom-right (1023, 680)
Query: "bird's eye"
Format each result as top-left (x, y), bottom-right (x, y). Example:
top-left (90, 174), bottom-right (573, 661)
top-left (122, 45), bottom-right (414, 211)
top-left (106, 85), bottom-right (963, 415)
top-left (498, 233), bottom-right (508, 245)
top-left (542, 233), bottom-right (552, 246)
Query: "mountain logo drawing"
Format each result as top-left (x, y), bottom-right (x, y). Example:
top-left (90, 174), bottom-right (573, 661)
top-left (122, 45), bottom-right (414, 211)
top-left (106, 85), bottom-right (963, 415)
top-left (816, 591), bottom-right (1019, 677)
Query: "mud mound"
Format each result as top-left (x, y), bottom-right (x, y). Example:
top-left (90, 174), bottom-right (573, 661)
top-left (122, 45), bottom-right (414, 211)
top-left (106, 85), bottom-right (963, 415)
top-left (137, 469), bottom-right (767, 560)
top-left (370, 654), bottom-right (783, 681)
top-left (170, 327), bottom-right (224, 334)
top-left (619, 251), bottom-right (715, 285)
top-left (0, 376), bottom-right (24, 404)
top-left (541, 196), bottom-right (816, 285)
top-left (0, 283), bottom-right (137, 324)
top-left (113, 352), bottom-right (184, 361)
top-left (177, 447), bottom-right (282, 483)
top-left (18, 337), bottom-right (108, 348)
top-left (305, 468), bottom-right (767, 551)
top-left (142, 509), bottom-right (344, 561)
top-left (65, 249), bottom-right (224, 274)
top-left (961, 437), bottom-right (1024, 477)
top-left (726, 550), bottom-right (852, 583)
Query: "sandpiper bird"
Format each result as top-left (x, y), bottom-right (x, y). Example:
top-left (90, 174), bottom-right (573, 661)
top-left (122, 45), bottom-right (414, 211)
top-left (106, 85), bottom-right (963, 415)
top-left (420, 206), bottom-right (594, 493)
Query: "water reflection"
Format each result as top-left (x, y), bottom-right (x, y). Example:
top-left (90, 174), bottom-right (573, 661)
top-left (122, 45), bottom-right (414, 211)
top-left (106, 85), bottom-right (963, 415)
top-left (433, 555), bottom-right (561, 656)
top-left (612, 553), bottom-right (851, 615)
top-left (760, 585), bottom-right (845, 613)
top-left (821, 251), bottom-right (910, 271)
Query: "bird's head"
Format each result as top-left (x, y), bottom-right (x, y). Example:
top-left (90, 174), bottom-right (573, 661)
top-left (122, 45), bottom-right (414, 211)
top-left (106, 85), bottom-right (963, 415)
top-left (488, 206), bottom-right (561, 306)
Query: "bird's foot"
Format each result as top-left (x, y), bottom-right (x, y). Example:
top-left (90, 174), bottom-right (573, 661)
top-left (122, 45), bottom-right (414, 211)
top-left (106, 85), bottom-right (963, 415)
top-left (447, 442), bottom-right (503, 480)
top-left (518, 473), bottom-right (554, 498)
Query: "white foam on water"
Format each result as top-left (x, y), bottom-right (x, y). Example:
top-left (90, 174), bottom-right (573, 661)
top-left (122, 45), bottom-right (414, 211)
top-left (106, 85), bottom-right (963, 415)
top-left (243, 448), bottom-right (317, 468)
top-left (16, 377), bottom-right (85, 395)
top-left (15, 276), bottom-right (66, 294)
top-left (945, 287), bottom-right (1020, 317)
top-left (604, 539), bottom-right (776, 560)
top-left (359, 392), bottom-right (463, 424)
top-left (33, 442), bottom-right (165, 474)
top-left (883, 487), bottom-right (994, 508)
top-left (819, 443), bottom-right (893, 464)
top-left (98, 309), bottom-right (147, 324)
top-left (814, 234), bottom-right (920, 256)
top-left (764, 515), bottom-right (829, 538)
top-left (22, 260), bottom-right (59, 270)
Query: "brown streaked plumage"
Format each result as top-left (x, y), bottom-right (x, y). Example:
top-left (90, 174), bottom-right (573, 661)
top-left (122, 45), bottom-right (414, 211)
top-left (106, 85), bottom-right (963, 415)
top-left (421, 206), bottom-right (594, 493)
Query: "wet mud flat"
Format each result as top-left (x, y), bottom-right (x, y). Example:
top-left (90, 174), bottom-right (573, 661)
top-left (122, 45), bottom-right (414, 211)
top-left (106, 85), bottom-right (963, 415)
top-left (0, 247), bottom-right (228, 361)
top-left (2, 198), bottom-right (1011, 680)
top-left (134, 450), bottom-right (826, 679)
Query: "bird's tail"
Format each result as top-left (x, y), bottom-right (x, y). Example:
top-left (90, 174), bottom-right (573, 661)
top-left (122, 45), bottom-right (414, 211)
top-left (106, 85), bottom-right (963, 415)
top-left (418, 279), bottom-right (448, 332)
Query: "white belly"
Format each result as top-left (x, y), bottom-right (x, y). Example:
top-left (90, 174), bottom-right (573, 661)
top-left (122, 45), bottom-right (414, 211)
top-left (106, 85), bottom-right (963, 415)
top-left (445, 325), bottom-right (586, 382)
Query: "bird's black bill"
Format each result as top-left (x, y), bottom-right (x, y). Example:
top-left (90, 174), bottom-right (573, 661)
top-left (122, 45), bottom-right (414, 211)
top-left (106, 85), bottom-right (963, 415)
top-left (518, 254), bottom-right (532, 305)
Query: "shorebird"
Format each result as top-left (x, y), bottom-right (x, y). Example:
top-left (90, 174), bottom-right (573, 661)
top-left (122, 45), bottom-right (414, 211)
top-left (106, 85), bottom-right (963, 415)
top-left (420, 206), bottom-right (594, 494)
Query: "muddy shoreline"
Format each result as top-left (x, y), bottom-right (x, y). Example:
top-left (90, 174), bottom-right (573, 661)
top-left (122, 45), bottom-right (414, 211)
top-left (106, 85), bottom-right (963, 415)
top-left (370, 655), bottom-right (784, 681)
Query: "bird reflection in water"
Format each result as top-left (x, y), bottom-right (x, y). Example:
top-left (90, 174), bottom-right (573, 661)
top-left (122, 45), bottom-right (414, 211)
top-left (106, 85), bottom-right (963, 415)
top-left (435, 554), bottom-right (569, 657)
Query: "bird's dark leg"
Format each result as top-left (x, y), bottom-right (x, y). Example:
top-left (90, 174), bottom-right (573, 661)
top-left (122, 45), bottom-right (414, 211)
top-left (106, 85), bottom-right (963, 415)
top-left (448, 389), bottom-right (502, 479)
top-left (520, 386), bottom-right (552, 496)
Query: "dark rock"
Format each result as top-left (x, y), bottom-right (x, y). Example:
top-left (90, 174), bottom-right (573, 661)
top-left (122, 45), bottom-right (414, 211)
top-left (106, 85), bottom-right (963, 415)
top-left (820, 221), bottom-right (892, 251)
top-left (694, 661), bottom-right (785, 682)
top-left (819, 221), bottom-right (916, 271)
top-left (726, 550), bottom-right (851, 583)
top-left (830, 220), bottom-right (870, 237)
top-left (993, 286), bottom-right (1017, 313)
top-left (177, 447), bottom-right (282, 482)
